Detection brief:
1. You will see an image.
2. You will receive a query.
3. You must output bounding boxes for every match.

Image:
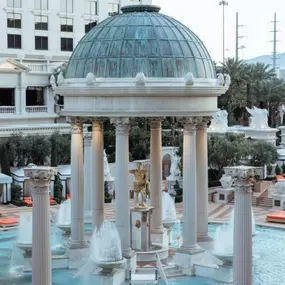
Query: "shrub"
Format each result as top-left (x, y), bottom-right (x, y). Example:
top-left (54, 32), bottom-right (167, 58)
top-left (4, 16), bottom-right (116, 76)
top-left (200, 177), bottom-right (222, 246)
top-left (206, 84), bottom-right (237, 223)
top-left (11, 185), bottom-right (22, 200)
top-left (11, 200), bottom-right (26, 207)
top-left (53, 175), bottom-right (63, 201)
top-left (282, 164), bottom-right (285, 174)
top-left (275, 165), bottom-right (282, 175)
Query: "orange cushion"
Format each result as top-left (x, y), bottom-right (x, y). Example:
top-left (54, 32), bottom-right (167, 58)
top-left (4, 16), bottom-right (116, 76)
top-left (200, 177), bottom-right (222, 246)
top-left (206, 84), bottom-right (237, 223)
top-left (267, 211), bottom-right (285, 220)
top-left (276, 175), bottom-right (285, 180)
top-left (67, 194), bottom-right (71, 199)
top-left (0, 218), bottom-right (18, 225)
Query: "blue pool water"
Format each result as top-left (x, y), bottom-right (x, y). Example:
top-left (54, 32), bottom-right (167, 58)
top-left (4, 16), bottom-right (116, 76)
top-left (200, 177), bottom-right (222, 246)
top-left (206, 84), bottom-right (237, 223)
top-left (0, 223), bottom-right (284, 284)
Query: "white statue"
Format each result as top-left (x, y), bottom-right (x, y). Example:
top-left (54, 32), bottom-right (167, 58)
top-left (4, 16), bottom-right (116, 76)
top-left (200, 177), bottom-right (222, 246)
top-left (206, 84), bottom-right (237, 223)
top-left (278, 105), bottom-right (285, 125)
top-left (135, 72), bottom-right (146, 86)
top-left (86, 72), bottom-right (96, 85)
top-left (208, 110), bottom-right (228, 132)
top-left (167, 149), bottom-right (181, 181)
top-left (246, 106), bottom-right (269, 129)
top-left (104, 150), bottom-right (114, 182)
top-left (216, 73), bottom-right (225, 86)
top-left (184, 72), bottom-right (195, 86)
top-left (220, 174), bottom-right (234, 189)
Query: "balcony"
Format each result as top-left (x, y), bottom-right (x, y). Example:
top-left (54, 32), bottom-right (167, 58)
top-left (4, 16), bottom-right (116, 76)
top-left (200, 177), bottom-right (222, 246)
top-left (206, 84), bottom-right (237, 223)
top-left (0, 106), bottom-right (16, 114)
top-left (26, 106), bottom-right (48, 113)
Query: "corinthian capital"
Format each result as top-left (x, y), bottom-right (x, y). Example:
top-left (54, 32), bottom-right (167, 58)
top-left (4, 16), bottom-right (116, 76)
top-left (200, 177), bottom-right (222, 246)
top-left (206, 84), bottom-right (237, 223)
top-left (67, 117), bottom-right (84, 134)
top-left (196, 116), bottom-right (212, 129)
top-left (111, 117), bottom-right (130, 135)
top-left (24, 167), bottom-right (54, 191)
top-left (92, 118), bottom-right (104, 131)
top-left (150, 117), bottom-right (163, 129)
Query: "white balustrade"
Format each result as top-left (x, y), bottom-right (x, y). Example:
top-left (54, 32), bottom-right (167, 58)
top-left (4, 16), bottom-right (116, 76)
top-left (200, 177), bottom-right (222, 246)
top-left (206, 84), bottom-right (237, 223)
top-left (0, 106), bottom-right (16, 114)
top-left (27, 64), bottom-right (48, 72)
top-left (26, 106), bottom-right (48, 113)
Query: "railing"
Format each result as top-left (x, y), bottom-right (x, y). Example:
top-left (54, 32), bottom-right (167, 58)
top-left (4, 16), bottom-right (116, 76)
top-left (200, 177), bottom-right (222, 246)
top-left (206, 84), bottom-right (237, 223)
top-left (256, 187), bottom-right (269, 206)
top-left (27, 64), bottom-right (48, 72)
top-left (26, 106), bottom-right (48, 113)
top-left (0, 106), bottom-right (16, 114)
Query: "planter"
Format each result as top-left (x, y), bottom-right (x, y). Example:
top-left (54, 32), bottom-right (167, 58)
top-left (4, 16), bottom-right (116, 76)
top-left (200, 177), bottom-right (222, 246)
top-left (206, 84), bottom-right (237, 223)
top-left (104, 197), bottom-right (112, 203)
top-left (11, 200), bottom-right (26, 207)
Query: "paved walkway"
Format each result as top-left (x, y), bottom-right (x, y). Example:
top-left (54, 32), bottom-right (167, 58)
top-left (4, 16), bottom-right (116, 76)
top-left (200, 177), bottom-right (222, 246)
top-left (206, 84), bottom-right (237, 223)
top-left (0, 200), bottom-right (284, 230)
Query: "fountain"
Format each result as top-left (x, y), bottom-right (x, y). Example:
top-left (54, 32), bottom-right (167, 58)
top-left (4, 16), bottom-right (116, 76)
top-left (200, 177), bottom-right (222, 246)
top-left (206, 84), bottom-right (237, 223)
top-left (162, 191), bottom-right (181, 246)
top-left (213, 207), bottom-right (256, 264)
top-left (56, 199), bottom-right (71, 235)
top-left (75, 221), bottom-right (126, 285)
top-left (16, 212), bottom-right (32, 257)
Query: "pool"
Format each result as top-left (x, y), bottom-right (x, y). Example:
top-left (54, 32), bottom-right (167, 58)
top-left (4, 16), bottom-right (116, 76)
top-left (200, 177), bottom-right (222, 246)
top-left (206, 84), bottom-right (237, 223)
top-left (0, 223), bottom-right (284, 284)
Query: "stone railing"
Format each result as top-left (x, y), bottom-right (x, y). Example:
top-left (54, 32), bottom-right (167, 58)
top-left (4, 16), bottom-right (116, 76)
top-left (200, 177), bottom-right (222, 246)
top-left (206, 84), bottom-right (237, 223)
top-left (26, 106), bottom-right (48, 113)
top-left (0, 106), bottom-right (16, 114)
top-left (27, 64), bottom-right (49, 72)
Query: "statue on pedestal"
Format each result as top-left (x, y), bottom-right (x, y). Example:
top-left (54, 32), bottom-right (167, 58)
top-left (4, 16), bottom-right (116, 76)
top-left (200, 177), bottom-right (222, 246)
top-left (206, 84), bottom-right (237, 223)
top-left (129, 163), bottom-right (150, 209)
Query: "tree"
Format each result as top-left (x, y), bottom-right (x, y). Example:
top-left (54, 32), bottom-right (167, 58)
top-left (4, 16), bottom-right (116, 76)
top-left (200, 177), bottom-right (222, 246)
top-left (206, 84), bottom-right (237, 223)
top-left (0, 142), bottom-right (11, 175)
top-left (53, 175), bottom-right (63, 202)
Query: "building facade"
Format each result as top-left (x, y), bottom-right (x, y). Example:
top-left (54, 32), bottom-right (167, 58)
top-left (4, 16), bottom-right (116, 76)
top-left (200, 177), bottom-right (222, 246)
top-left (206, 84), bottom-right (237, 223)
top-left (0, 0), bottom-right (150, 132)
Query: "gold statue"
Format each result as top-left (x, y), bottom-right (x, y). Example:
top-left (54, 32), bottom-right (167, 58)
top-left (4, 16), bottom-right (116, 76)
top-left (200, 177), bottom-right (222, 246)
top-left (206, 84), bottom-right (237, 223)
top-left (129, 163), bottom-right (150, 209)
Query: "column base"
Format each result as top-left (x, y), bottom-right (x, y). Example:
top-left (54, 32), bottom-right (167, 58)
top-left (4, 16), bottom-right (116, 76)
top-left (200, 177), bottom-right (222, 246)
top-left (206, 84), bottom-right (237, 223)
top-left (123, 250), bottom-right (137, 279)
top-left (175, 245), bottom-right (205, 276)
top-left (151, 228), bottom-right (168, 246)
top-left (197, 233), bottom-right (214, 243)
top-left (84, 210), bottom-right (92, 224)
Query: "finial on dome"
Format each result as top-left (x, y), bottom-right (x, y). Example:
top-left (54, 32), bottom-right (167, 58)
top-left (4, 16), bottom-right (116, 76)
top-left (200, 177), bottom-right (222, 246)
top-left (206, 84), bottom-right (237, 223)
top-left (135, 72), bottom-right (146, 86)
top-left (86, 72), bottom-right (96, 85)
top-left (184, 72), bottom-right (195, 86)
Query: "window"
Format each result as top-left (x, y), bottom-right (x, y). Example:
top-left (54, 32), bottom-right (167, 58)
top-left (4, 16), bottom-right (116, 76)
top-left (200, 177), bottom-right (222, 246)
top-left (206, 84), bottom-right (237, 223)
top-left (35, 36), bottom-right (48, 50)
top-left (35, 15), bottom-right (48, 30)
top-left (60, 0), bottom-right (73, 13)
top-left (84, 0), bottom-right (98, 15)
top-left (61, 37), bottom-right (73, 51)
top-left (219, 194), bottom-right (225, 201)
top-left (34, 0), bottom-right (48, 10)
top-left (85, 20), bottom-right (97, 33)
top-left (61, 18), bottom-right (73, 32)
top-left (26, 87), bottom-right (45, 106)
top-left (7, 0), bottom-right (21, 8)
top-left (108, 3), bottom-right (119, 16)
top-left (7, 34), bottom-right (21, 49)
top-left (274, 200), bottom-right (281, 207)
top-left (7, 13), bottom-right (21, 29)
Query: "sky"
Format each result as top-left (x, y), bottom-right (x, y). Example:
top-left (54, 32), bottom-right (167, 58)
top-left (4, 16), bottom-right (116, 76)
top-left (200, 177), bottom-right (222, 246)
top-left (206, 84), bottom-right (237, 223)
top-left (152, 0), bottom-right (285, 63)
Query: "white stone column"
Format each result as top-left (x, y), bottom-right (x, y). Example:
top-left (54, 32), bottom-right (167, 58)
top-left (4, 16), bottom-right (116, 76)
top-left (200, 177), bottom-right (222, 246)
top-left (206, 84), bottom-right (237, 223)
top-left (91, 120), bottom-right (104, 230)
top-left (7, 183), bottom-right (11, 202)
top-left (84, 132), bottom-right (92, 222)
top-left (69, 118), bottom-right (86, 247)
top-left (227, 166), bottom-right (255, 285)
top-left (2, 184), bottom-right (7, 203)
top-left (15, 87), bottom-right (21, 115)
top-left (150, 118), bottom-right (166, 242)
top-left (111, 118), bottom-right (133, 257)
top-left (180, 118), bottom-right (202, 253)
top-left (196, 118), bottom-right (212, 242)
top-left (24, 167), bottom-right (53, 285)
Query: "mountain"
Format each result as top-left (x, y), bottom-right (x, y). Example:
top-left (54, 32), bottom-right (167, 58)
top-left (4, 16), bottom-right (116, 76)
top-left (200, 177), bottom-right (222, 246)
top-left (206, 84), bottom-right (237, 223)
top-left (246, 52), bottom-right (285, 69)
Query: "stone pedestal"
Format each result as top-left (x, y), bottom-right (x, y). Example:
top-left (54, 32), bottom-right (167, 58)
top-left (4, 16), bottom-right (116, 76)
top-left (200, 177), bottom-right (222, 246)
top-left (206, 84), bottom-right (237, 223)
top-left (214, 188), bottom-right (234, 204)
top-left (272, 194), bottom-right (285, 210)
top-left (227, 166), bottom-right (255, 285)
top-left (24, 167), bottom-right (54, 285)
top-left (131, 207), bottom-right (154, 251)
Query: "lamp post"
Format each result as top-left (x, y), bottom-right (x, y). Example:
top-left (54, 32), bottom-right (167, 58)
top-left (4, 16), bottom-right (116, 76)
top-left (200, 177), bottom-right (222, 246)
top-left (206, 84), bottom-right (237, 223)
top-left (219, 1), bottom-right (228, 64)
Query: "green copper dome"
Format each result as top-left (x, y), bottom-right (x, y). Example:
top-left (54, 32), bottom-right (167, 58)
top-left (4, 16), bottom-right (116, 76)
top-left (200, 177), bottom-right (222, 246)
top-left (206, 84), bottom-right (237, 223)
top-left (65, 5), bottom-right (215, 79)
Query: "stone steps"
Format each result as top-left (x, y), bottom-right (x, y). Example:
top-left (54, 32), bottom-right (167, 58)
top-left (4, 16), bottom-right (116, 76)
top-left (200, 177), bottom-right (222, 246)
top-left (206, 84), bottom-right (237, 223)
top-left (163, 265), bottom-right (183, 277)
top-left (258, 197), bottom-right (272, 207)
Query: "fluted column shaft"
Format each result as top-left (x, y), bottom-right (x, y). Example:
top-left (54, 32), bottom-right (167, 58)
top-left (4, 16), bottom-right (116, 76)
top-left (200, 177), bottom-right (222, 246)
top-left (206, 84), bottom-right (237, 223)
top-left (84, 132), bottom-right (92, 219)
top-left (112, 118), bottom-right (132, 257)
top-left (70, 118), bottom-right (85, 246)
top-left (24, 167), bottom-right (53, 285)
top-left (230, 167), bottom-right (254, 285)
top-left (196, 120), bottom-right (211, 241)
top-left (92, 120), bottom-right (104, 230)
top-left (150, 118), bottom-right (164, 233)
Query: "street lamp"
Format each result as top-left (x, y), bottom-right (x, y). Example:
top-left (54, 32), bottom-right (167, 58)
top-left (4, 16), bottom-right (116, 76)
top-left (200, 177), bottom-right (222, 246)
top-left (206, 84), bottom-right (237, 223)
top-left (219, 1), bottom-right (228, 64)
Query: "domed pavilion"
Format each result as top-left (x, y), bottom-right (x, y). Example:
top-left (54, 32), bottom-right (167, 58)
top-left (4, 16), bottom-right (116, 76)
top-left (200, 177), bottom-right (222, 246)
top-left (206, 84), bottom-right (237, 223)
top-left (54, 4), bottom-right (229, 269)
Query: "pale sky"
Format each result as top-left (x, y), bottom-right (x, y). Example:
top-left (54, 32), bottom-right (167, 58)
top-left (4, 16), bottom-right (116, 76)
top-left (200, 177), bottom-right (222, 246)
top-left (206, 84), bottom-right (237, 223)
top-left (152, 0), bottom-right (284, 63)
